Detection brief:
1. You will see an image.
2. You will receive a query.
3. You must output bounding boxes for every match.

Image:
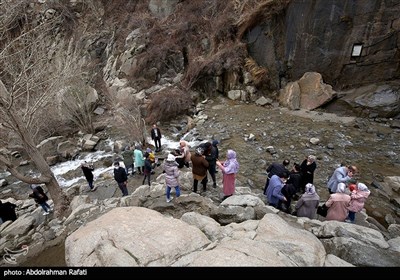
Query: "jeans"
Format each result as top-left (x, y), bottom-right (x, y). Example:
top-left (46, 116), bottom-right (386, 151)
top-left (40, 202), bottom-right (51, 213)
top-left (166, 185), bottom-right (181, 200)
top-left (347, 211), bottom-right (356, 222)
top-left (87, 180), bottom-right (94, 189)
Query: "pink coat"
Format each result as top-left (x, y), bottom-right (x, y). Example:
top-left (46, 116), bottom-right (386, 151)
top-left (347, 190), bottom-right (370, 212)
top-left (325, 193), bottom-right (351, 222)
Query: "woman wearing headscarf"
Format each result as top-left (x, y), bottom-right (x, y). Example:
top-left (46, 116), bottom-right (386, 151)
top-left (216, 149), bottom-right (239, 201)
top-left (346, 182), bottom-right (370, 223)
top-left (325, 182), bottom-right (351, 222)
top-left (294, 183), bottom-right (320, 219)
top-left (175, 140), bottom-right (191, 168)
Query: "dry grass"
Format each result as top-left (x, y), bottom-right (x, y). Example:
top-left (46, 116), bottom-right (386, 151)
top-left (245, 57), bottom-right (269, 86)
top-left (236, 0), bottom-right (290, 39)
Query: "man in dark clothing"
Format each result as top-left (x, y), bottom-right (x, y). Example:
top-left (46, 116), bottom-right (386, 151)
top-left (201, 142), bottom-right (218, 188)
top-left (212, 140), bottom-right (219, 160)
top-left (29, 185), bottom-right (51, 215)
top-left (151, 124), bottom-right (162, 152)
top-left (279, 183), bottom-right (297, 213)
top-left (263, 159), bottom-right (290, 195)
top-left (81, 161), bottom-right (97, 191)
top-left (0, 200), bottom-right (17, 223)
top-left (288, 163), bottom-right (302, 194)
top-left (113, 161), bottom-right (128, 196)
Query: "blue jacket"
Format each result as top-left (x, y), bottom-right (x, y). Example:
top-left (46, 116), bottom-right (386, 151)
top-left (327, 166), bottom-right (351, 193)
top-left (266, 175), bottom-right (285, 206)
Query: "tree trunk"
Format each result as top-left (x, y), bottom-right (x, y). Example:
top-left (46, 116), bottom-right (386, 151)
top-left (23, 140), bottom-right (70, 217)
top-left (6, 110), bottom-right (70, 218)
top-left (31, 151), bottom-right (70, 217)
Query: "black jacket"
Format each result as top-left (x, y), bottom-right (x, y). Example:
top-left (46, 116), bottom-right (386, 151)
top-left (29, 186), bottom-right (48, 204)
top-left (151, 128), bottom-right (161, 140)
top-left (288, 171), bottom-right (302, 192)
top-left (114, 167), bottom-right (128, 183)
top-left (81, 165), bottom-right (94, 181)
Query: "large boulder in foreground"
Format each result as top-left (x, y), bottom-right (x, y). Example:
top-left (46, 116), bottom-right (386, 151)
top-left (65, 207), bottom-right (210, 266)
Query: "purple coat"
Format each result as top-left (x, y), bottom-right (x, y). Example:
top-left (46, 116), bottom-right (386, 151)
top-left (163, 160), bottom-right (180, 187)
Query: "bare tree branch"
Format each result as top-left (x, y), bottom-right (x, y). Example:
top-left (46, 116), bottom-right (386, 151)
top-left (0, 4), bottom-right (86, 217)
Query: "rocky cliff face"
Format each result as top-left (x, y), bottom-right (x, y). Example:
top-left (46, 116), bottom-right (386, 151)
top-left (12, 0), bottom-right (398, 121)
top-left (247, 0), bottom-right (400, 91)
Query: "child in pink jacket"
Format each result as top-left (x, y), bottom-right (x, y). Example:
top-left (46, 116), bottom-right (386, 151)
top-left (346, 182), bottom-right (370, 223)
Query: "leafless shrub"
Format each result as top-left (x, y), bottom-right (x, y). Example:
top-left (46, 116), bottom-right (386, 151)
top-left (59, 79), bottom-right (97, 134)
top-left (110, 95), bottom-right (148, 146)
top-left (146, 88), bottom-right (193, 124)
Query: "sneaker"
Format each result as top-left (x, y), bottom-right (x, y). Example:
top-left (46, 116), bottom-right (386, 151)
top-left (344, 219), bottom-right (353, 223)
top-left (213, 183), bottom-right (217, 188)
top-left (49, 208), bottom-right (53, 212)
top-left (43, 212), bottom-right (49, 216)
top-left (166, 197), bottom-right (173, 203)
top-left (91, 186), bottom-right (98, 192)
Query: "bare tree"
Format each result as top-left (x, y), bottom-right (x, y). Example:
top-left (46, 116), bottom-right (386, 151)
top-left (0, 3), bottom-right (83, 216)
top-left (59, 78), bottom-right (98, 134)
top-left (110, 95), bottom-right (148, 147)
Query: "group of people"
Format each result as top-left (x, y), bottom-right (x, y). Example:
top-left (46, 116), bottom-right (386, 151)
top-left (9, 121), bottom-right (370, 223)
top-left (45, 121), bottom-right (370, 222)
top-left (264, 157), bottom-right (370, 223)
top-left (77, 121), bottom-right (240, 203)
top-left (166, 139), bottom-right (239, 202)
top-left (80, 124), bottom-right (163, 198)
top-left (324, 165), bottom-right (370, 223)
top-left (264, 156), bottom-right (317, 213)
top-left (112, 147), bottom-right (156, 197)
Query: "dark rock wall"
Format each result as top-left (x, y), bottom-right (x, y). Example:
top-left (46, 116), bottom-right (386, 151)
top-left (247, 0), bottom-right (400, 91)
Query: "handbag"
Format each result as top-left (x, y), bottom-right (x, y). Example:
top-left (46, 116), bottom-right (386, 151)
top-left (317, 203), bottom-right (328, 217)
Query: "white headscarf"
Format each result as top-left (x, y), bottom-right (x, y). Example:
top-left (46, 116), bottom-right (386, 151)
top-left (305, 183), bottom-right (316, 195)
top-left (337, 182), bottom-right (346, 193)
top-left (357, 182), bottom-right (369, 192)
